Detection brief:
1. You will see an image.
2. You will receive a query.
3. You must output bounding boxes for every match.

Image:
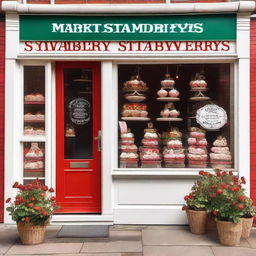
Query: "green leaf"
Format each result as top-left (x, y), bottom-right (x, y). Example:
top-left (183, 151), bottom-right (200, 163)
top-left (6, 207), bottom-right (13, 212)
top-left (16, 209), bottom-right (26, 217)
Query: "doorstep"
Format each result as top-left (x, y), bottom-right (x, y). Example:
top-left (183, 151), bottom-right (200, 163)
top-left (51, 214), bottom-right (114, 225)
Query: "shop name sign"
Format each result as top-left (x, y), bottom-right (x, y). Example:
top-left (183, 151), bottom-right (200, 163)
top-left (21, 41), bottom-right (235, 54)
top-left (196, 104), bottom-right (227, 130)
top-left (20, 14), bottom-right (236, 41)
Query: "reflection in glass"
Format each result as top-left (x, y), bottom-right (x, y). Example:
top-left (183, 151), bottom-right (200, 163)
top-left (64, 68), bottom-right (93, 159)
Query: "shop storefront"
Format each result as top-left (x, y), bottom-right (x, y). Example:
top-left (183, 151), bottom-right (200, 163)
top-left (2, 1), bottom-right (254, 224)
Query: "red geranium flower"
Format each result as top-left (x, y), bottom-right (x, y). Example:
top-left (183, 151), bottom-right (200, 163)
top-left (211, 184), bottom-right (217, 189)
top-left (238, 195), bottom-right (245, 201)
top-left (5, 198), bottom-right (11, 203)
top-left (24, 217), bottom-right (30, 223)
top-left (212, 210), bottom-right (218, 215)
top-left (12, 182), bottom-right (19, 188)
top-left (217, 189), bottom-right (223, 195)
top-left (34, 206), bottom-right (41, 211)
top-left (28, 203), bottom-right (34, 208)
top-left (49, 188), bottom-right (55, 193)
top-left (237, 204), bottom-right (244, 210)
top-left (42, 185), bottom-right (48, 191)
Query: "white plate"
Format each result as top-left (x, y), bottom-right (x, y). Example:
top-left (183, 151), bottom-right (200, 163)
top-left (189, 96), bottom-right (210, 101)
top-left (156, 117), bottom-right (183, 121)
top-left (156, 97), bottom-right (180, 102)
top-left (125, 95), bottom-right (146, 102)
top-left (122, 117), bottom-right (150, 121)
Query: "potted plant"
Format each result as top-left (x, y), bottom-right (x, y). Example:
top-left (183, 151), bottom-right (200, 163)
top-left (182, 170), bottom-right (211, 235)
top-left (238, 176), bottom-right (256, 239)
top-left (5, 178), bottom-right (57, 245)
top-left (206, 170), bottom-right (247, 246)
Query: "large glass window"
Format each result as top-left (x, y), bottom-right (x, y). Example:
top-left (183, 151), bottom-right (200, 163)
top-left (23, 66), bottom-right (46, 185)
top-left (118, 64), bottom-right (234, 169)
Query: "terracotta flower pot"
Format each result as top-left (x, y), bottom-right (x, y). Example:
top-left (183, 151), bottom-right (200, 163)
top-left (17, 222), bottom-right (46, 245)
top-left (206, 215), bottom-right (217, 232)
top-left (241, 217), bottom-right (254, 238)
top-left (216, 219), bottom-right (242, 246)
top-left (186, 209), bottom-right (207, 235)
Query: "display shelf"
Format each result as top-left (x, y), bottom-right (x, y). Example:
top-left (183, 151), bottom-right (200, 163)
top-left (24, 157), bottom-right (44, 161)
top-left (189, 96), bottom-right (210, 101)
top-left (23, 177), bottom-right (45, 180)
top-left (123, 89), bottom-right (148, 93)
top-left (121, 117), bottom-right (150, 121)
top-left (24, 120), bottom-right (45, 123)
top-left (156, 117), bottom-right (183, 121)
top-left (24, 101), bottom-right (45, 105)
top-left (20, 136), bottom-right (46, 142)
top-left (125, 95), bottom-right (146, 102)
top-left (156, 97), bottom-right (180, 102)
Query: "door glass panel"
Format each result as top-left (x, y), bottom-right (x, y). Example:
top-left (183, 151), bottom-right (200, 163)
top-left (64, 68), bottom-right (93, 159)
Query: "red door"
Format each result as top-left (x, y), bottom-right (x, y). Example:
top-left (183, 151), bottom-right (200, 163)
top-left (56, 62), bottom-right (101, 213)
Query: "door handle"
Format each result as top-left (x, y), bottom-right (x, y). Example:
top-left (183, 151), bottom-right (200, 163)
top-left (98, 130), bottom-right (102, 152)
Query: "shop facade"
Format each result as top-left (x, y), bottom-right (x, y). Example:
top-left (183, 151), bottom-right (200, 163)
top-left (2, 1), bottom-right (255, 224)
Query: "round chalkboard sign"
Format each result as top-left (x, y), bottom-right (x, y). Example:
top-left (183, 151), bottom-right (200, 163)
top-left (69, 98), bottom-right (90, 125)
top-left (196, 104), bottom-right (227, 130)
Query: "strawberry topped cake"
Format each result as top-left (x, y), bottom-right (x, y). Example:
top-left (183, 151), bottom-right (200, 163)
top-left (160, 74), bottom-right (175, 89)
top-left (123, 75), bottom-right (148, 92)
top-left (189, 73), bottom-right (207, 90)
top-left (187, 127), bottom-right (208, 168)
top-left (140, 124), bottom-right (162, 167)
top-left (25, 93), bottom-right (45, 102)
top-left (210, 136), bottom-right (232, 168)
top-left (122, 103), bottom-right (148, 118)
top-left (24, 143), bottom-right (44, 160)
top-left (119, 126), bottom-right (139, 168)
top-left (162, 127), bottom-right (185, 167)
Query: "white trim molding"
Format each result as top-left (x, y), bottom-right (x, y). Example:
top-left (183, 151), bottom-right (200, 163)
top-left (1, 1), bottom-right (255, 14)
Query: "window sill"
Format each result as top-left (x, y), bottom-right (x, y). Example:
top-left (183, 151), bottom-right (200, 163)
top-left (112, 168), bottom-right (237, 178)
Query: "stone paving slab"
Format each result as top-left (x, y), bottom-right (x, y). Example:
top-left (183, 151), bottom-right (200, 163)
top-left (6, 254), bottom-right (142, 256)
top-left (0, 228), bottom-right (18, 254)
top-left (81, 241), bottom-right (142, 253)
top-left (6, 243), bottom-right (83, 255)
top-left (142, 229), bottom-right (220, 246)
top-left (246, 229), bottom-right (256, 248)
top-left (212, 246), bottom-right (256, 256)
top-left (143, 246), bottom-right (214, 256)
top-left (110, 225), bottom-right (188, 231)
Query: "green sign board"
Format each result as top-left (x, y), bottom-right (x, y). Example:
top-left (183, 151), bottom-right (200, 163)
top-left (20, 14), bottom-right (236, 41)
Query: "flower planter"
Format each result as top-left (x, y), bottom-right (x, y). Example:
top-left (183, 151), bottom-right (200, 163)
top-left (216, 220), bottom-right (242, 246)
top-left (17, 222), bottom-right (46, 245)
top-left (186, 209), bottom-right (207, 235)
top-left (206, 215), bottom-right (217, 232)
top-left (241, 217), bottom-right (254, 238)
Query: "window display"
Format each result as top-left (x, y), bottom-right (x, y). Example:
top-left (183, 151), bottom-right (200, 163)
top-left (118, 64), bottom-right (234, 169)
top-left (23, 66), bottom-right (46, 184)
top-left (24, 66), bottom-right (45, 136)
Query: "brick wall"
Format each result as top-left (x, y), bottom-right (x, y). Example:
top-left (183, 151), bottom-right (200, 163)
top-left (0, 16), bottom-right (5, 223)
top-left (251, 19), bottom-right (256, 205)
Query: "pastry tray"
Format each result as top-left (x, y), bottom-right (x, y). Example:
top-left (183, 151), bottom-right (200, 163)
top-left (24, 120), bottom-right (45, 123)
top-left (156, 97), bottom-right (180, 102)
top-left (122, 117), bottom-right (150, 121)
top-left (24, 101), bottom-right (45, 105)
top-left (189, 96), bottom-right (210, 101)
top-left (24, 157), bottom-right (44, 161)
top-left (156, 117), bottom-right (183, 122)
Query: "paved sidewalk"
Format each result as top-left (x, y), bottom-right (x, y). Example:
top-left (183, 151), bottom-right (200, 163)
top-left (0, 224), bottom-right (256, 256)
